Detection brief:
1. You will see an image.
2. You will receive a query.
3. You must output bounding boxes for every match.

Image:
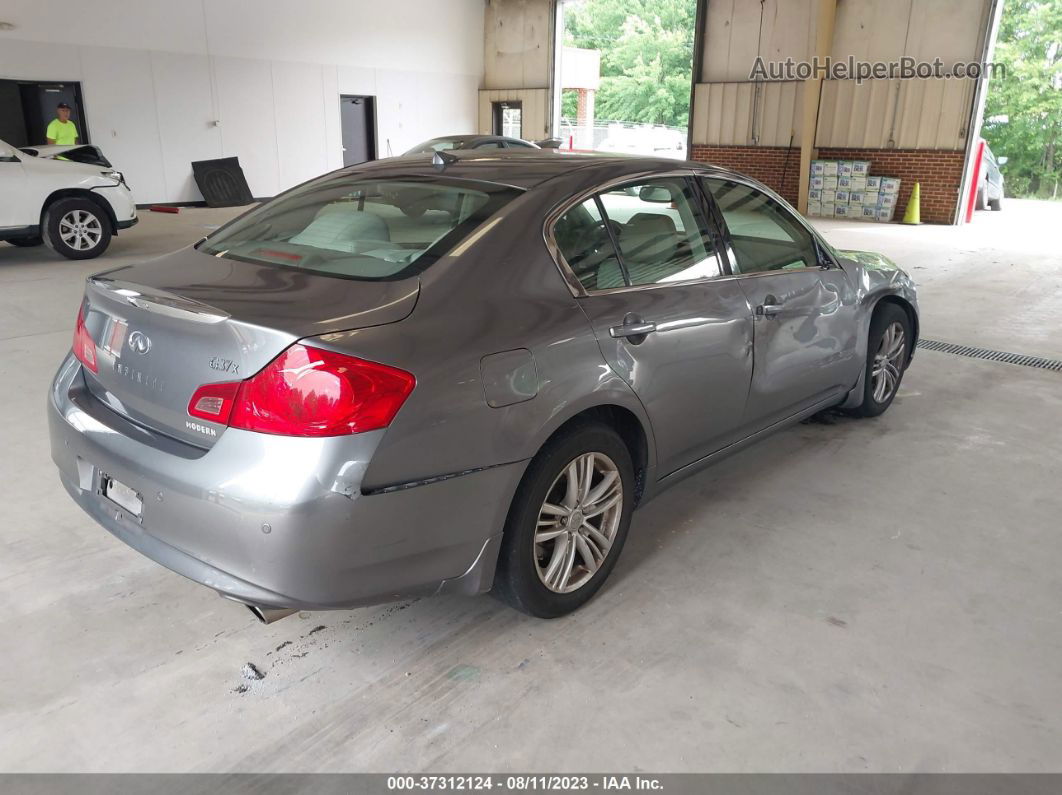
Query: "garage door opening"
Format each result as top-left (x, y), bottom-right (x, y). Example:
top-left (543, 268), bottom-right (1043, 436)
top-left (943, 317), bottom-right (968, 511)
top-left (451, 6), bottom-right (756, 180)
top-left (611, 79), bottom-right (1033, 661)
top-left (553, 0), bottom-right (697, 158)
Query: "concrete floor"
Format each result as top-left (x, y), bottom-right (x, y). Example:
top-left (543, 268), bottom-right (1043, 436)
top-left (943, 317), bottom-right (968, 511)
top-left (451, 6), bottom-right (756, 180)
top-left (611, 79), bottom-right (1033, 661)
top-left (1, 201), bottom-right (1060, 772)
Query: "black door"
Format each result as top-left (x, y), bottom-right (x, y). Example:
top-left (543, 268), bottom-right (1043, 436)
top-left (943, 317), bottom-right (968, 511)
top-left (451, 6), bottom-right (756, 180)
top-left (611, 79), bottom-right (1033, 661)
top-left (20, 82), bottom-right (87, 145)
top-left (339, 95), bottom-right (376, 166)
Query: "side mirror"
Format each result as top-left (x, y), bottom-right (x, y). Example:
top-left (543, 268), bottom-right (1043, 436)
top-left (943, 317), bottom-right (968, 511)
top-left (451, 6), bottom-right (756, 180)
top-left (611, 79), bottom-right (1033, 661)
top-left (638, 185), bottom-right (673, 203)
top-left (0, 143), bottom-right (19, 162)
top-left (997, 156), bottom-right (1008, 166)
top-left (535, 138), bottom-right (562, 149)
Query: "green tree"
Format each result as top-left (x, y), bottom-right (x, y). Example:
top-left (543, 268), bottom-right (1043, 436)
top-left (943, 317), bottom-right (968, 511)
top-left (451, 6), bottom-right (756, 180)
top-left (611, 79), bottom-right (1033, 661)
top-left (563, 0), bottom-right (696, 128)
top-left (982, 0), bottom-right (1062, 197)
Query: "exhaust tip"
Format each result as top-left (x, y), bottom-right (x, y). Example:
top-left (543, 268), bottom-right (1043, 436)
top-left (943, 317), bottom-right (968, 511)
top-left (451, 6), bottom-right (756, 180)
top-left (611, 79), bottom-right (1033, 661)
top-left (246, 604), bottom-right (298, 625)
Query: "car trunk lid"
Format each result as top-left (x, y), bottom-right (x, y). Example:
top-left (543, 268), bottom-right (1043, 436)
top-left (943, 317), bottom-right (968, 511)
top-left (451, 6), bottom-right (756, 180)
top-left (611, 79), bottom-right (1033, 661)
top-left (78, 248), bottom-right (419, 448)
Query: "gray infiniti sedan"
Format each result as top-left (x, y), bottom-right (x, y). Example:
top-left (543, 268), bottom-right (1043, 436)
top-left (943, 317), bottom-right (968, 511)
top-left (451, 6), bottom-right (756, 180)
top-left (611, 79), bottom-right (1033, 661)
top-left (49, 150), bottom-right (918, 621)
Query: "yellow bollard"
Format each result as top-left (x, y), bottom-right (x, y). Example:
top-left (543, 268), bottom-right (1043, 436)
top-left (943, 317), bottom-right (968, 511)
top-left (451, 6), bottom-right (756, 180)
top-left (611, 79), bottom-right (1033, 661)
top-left (902, 182), bottom-right (921, 224)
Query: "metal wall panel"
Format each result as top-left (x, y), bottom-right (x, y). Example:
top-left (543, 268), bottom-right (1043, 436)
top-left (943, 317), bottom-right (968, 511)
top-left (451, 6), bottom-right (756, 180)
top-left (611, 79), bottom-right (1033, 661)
top-left (691, 81), bottom-right (802, 147)
top-left (816, 78), bottom-right (970, 150)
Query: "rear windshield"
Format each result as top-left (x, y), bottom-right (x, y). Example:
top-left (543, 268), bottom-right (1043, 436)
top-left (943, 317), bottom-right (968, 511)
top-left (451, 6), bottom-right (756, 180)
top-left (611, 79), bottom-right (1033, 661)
top-left (197, 175), bottom-right (518, 280)
top-left (407, 138), bottom-right (462, 154)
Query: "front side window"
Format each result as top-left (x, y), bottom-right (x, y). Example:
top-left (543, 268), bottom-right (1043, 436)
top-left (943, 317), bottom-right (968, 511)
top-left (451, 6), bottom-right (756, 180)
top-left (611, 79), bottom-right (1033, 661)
top-left (702, 178), bottom-right (819, 274)
top-left (198, 177), bottom-right (517, 280)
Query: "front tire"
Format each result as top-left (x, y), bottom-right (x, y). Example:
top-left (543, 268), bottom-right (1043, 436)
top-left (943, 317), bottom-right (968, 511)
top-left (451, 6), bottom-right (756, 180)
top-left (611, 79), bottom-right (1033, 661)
top-left (43, 198), bottom-right (112, 260)
top-left (852, 304), bottom-right (912, 418)
top-left (989, 195), bottom-right (1003, 211)
top-left (493, 422), bottom-right (635, 618)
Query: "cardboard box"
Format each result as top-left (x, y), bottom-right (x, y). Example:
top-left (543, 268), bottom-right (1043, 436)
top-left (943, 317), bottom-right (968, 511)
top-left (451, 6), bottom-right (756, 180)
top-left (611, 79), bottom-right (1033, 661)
top-left (849, 191), bottom-right (865, 204)
top-left (876, 206), bottom-right (894, 222)
top-left (860, 205), bottom-right (878, 219)
top-left (849, 176), bottom-right (867, 192)
top-left (838, 175), bottom-right (852, 189)
top-left (821, 190), bottom-right (837, 203)
top-left (839, 161), bottom-right (854, 176)
top-left (810, 160), bottom-right (826, 176)
top-left (879, 193), bottom-right (898, 208)
top-left (807, 201), bottom-right (822, 217)
top-left (866, 176), bottom-right (881, 190)
top-left (821, 202), bottom-right (836, 216)
top-left (810, 176), bottom-right (825, 190)
top-left (880, 177), bottom-right (901, 194)
top-left (822, 161), bottom-right (839, 176)
top-left (822, 175), bottom-right (839, 190)
top-left (862, 190), bottom-right (881, 206)
top-left (834, 204), bottom-right (851, 217)
top-left (835, 190), bottom-right (850, 203)
top-left (808, 188), bottom-right (822, 201)
top-left (852, 160), bottom-right (871, 176)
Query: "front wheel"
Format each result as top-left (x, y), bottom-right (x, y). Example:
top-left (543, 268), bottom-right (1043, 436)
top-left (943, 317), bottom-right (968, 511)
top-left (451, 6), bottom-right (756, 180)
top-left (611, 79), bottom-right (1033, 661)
top-left (43, 198), bottom-right (112, 260)
top-left (851, 304), bottom-right (912, 418)
top-left (493, 422), bottom-right (635, 618)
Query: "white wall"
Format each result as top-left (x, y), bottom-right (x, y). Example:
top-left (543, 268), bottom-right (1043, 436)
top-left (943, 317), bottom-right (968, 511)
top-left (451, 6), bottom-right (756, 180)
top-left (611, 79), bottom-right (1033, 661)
top-left (0, 0), bottom-right (484, 203)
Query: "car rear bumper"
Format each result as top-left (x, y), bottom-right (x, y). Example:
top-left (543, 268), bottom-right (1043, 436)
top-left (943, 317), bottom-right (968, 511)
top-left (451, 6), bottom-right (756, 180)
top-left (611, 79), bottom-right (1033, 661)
top-left (48, 355), bottom-right (523, 610)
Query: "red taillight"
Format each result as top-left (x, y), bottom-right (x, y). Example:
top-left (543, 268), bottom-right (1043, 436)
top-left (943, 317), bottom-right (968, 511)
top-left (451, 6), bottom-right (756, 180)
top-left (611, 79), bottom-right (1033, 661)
top-left (187, 381), bottom-right (240, 424)
top-left (73, 304), bottom-right (98, 373)
top-left (187, 344), bottom-right (415, 437)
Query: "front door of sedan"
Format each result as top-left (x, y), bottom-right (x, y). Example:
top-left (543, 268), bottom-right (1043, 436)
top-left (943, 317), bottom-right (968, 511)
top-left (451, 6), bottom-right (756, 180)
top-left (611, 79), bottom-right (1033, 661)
top-left (701, 177), bottom-right (861, 432)
top-left (551, 176), bottom-right (754, 476)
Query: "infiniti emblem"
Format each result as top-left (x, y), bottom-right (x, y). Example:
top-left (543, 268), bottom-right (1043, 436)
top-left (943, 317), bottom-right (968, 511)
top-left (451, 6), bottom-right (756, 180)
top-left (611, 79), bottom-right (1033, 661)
top-left (128, 331), bottom-right (152, 355)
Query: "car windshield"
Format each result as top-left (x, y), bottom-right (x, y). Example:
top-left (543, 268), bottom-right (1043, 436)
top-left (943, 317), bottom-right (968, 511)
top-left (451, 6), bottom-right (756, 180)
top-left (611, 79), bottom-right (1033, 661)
top-left (198, 175), bottom-right (518, 280)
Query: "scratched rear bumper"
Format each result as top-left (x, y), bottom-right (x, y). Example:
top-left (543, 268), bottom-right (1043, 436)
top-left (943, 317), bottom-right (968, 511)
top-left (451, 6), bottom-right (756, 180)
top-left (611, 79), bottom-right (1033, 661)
top-left (49, 354), bottom-right (521, 609)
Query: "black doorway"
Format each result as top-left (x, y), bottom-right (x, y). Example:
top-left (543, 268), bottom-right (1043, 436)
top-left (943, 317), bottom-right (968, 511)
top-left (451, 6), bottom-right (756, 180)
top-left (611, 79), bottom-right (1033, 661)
top-left (339, 95), bottom-right (377, 166)
top-left (0, 80), bottom-right (88, 147)
top-left (491, 101), bottom-right (522, 139)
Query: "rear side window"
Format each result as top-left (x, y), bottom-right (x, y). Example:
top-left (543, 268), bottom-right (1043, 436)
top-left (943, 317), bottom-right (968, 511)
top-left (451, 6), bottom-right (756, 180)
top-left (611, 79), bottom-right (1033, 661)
top-left (552, 177), bottom-right (722, 291)
top-left (198, 177), bottom-right (517, 280)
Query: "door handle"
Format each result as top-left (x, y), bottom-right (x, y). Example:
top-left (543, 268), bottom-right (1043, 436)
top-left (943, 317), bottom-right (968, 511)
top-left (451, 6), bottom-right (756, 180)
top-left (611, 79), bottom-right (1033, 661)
top-left (756, 295), bottom-right (784, 318)
top-left (609, 320), bottom-right (657, 338)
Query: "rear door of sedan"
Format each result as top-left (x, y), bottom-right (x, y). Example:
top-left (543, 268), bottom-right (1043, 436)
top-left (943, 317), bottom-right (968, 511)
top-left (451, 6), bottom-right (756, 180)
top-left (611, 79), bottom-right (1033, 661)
top-left (550, 174), bottom-right (754, 476)
top-left (700, 177), bottom-right (861, 431)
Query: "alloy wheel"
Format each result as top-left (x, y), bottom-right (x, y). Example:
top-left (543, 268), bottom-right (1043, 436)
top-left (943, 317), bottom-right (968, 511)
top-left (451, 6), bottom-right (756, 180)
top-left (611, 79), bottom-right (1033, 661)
top-left (534, 452), bottom-right (623, 594)
top-left (871, 321), bottom-right (906, 403)
top-left (59, 210), bottom-right (103, 251)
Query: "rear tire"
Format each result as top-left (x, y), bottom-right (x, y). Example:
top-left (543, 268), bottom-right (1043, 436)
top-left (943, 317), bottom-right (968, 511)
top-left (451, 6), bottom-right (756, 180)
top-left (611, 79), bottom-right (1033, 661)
top-left (851, 303), bottom-right (912, 418)
top-left (493, 421), bottom-right (635, 618)
top-left (42, 198), bottom-right (112, 260)
top-left (6, 236), bottom-right (43, 247)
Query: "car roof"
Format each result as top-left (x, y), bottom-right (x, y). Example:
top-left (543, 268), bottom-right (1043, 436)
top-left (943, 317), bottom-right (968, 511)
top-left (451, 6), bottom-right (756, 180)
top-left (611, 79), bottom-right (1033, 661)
top-left (337, 149), bottom-right (747, 191)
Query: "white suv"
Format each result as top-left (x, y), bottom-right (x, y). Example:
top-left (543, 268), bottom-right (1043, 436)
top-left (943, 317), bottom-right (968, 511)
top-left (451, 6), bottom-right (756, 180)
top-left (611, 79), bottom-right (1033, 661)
top-left (0, 137), bottom-right (138, 260)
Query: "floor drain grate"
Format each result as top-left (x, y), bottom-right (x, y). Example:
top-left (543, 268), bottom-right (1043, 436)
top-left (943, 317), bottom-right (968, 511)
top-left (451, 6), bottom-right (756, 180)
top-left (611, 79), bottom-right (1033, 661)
top-left (917, 339), bottom-right (1062, 372)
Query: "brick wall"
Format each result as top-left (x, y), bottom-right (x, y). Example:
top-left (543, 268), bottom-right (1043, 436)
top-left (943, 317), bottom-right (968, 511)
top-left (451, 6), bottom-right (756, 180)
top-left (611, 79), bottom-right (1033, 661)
top-left (689, 145), bottom-right (803, 207)
top-left (690, 144), bottom-right (966, 224)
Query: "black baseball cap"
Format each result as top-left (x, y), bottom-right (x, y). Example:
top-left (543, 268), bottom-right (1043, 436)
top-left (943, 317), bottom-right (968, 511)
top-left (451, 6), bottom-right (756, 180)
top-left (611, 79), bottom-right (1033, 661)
top-left (57, 102), bottom-right (71, 109)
